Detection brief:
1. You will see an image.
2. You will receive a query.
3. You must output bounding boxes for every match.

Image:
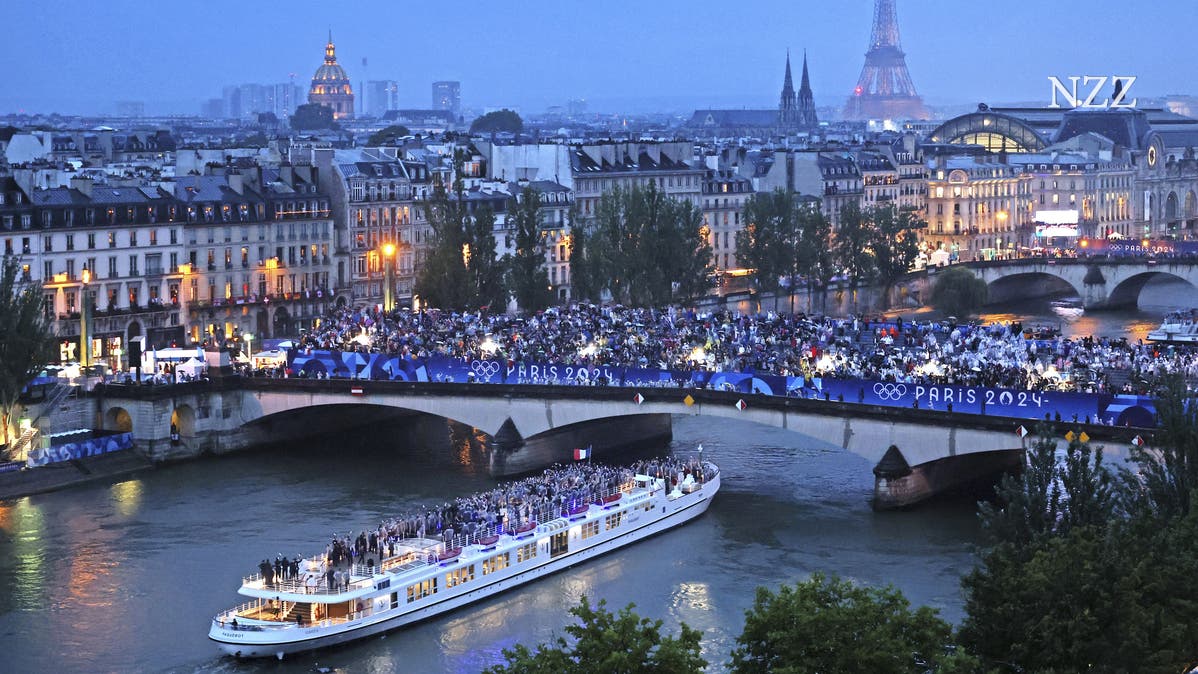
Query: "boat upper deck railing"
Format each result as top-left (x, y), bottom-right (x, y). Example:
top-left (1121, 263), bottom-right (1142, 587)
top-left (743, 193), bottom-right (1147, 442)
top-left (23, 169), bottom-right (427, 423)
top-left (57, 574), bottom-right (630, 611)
top-left (233, 472), bottom-right (718, 596)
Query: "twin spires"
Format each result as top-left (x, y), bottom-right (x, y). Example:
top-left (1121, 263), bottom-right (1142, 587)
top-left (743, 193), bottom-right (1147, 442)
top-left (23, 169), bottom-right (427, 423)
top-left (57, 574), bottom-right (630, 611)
top-left (780, 50), bottom-right (818, 129)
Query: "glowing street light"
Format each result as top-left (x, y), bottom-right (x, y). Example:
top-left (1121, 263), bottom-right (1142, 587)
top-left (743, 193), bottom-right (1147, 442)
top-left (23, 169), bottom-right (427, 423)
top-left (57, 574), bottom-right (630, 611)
top-left (80, 265), bottom-right (92, 368)
top-left (381, 242), bottom-right (397, 312)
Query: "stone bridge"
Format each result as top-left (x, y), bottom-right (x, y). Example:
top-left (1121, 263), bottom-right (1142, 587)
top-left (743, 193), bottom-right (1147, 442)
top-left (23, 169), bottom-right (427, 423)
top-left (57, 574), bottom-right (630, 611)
top-left (93, 378), bottom-right (1145, 509)
top-left (953, 257), bottom-right (1198, 310)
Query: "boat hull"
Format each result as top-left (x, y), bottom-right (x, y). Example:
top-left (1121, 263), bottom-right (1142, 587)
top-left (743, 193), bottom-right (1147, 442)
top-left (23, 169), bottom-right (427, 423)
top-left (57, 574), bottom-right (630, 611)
top-left (210, 471), bottom-right (719, 659)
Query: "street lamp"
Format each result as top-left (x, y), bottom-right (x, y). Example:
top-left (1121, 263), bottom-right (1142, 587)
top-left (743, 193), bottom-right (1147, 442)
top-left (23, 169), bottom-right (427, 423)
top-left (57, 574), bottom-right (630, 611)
top-left (80, 265), bottom-right (92, 368)
top-left (381, 242), bottom-right (396, 313)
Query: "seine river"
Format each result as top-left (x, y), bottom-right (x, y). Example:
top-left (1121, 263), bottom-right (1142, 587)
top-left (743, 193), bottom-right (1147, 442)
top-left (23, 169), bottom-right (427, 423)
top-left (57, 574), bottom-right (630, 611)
top-left (0, 282), bottom-right (1185, 673)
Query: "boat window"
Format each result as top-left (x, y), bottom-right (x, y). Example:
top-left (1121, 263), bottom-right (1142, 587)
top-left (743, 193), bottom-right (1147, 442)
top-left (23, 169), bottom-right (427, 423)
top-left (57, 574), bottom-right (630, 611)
top-left (445, 565), bottom-right (475, 588)
top-left (482, 553), bottom-right (511, 575)
top-left (605, 512), bottom-right (624, 530)
top-left (516, 543), bottom-right (537, 563)
top-left (581, 521), bottom-right (600, 540)
top-left (406, 577), bottom-right (437, 603)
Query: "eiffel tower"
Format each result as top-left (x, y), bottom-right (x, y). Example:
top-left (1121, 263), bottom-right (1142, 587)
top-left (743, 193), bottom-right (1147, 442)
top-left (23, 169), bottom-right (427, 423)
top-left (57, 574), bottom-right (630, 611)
top-left (843, 0), bottom-right (928, 121)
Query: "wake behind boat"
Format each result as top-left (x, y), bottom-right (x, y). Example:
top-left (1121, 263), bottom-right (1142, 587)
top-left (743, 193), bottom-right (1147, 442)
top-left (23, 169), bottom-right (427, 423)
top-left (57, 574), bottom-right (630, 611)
top-left (208, 454), bottom-right (720, 659)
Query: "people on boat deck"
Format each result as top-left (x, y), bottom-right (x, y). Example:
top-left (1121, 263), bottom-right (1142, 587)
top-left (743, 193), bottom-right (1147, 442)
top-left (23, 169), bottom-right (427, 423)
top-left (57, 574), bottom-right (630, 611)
top-left (278, 456), bottom-right (713, 581)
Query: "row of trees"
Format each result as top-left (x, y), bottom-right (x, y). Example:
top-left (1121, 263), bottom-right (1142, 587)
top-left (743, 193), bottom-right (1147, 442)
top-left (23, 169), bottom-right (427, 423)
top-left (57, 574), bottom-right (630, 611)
top-left (414, 155), bottom-right (555, 313)
top-left (736, 190), bottom-right (923, 311)
top-left (569, 185), bottom-right (712, 307)
top-left (487, 381), bottom-right (1198, 673)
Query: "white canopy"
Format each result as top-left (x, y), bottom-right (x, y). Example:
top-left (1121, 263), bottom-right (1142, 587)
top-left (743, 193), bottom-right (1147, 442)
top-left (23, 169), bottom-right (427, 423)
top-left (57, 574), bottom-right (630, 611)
top-left (176, 357), bottom-right (206, 378)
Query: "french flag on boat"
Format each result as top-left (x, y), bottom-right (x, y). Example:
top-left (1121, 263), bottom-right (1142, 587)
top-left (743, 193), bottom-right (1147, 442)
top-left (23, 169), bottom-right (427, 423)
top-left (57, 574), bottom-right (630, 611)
top-left (573, 446), bottom-right (591, 461)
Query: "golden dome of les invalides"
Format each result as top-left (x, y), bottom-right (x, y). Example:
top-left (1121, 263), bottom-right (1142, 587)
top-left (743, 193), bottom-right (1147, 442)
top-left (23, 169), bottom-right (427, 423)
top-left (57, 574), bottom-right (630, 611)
top-left (308, 31), bottom-right (354, 119)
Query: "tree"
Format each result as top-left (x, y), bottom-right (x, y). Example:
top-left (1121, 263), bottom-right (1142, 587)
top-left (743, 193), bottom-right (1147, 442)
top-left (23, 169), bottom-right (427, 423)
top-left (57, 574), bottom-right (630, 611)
top-left (0, 256), bottom-right (55, 450)
top-left (565, 201), bottom-right (601, 302)
top-left (832, 201), bottom-right (876, 311)
top-left (576, 185), bottom-right (711, 307)
top-left (802, 205), bottom-right (835, 313)
top-left (736, 190), bottom-right (793, 307)
top-left (467, 205), bottom-right (507, 311)
top-left (484, 596), bottom-right (706, 674)
top-left (929, 266), bottom-right (988, 318)
top-left (870, 204), bottom-right (923, 306)
top-left (1123, 375), bottom-right (1198, 521)
top-left (367, 125), bottom-right (411, 146)
top-left (290, 103), bottom-right (337, 131)
top-left (415, 169), bottom-right (472, 310)
top-left (471, 109), bottom-right (523, 135)
top-left (730, 573), bottom-right (972, 674)
top-left (506, 186), bottom-right (555, 311)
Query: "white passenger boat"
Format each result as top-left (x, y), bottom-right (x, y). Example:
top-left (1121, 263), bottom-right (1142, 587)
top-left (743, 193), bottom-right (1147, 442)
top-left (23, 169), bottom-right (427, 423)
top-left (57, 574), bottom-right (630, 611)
top-left (1147, 310), bottom-right (1198, 343)
top-left (209, 459), bottom-right (720, 659)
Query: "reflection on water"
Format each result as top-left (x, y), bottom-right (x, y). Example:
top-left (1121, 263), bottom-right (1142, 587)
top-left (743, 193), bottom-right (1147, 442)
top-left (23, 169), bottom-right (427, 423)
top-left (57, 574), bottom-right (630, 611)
top-left (2, 416), bottom-right (983, 673)
top-left (981, 275), bottom-right (1191, 341)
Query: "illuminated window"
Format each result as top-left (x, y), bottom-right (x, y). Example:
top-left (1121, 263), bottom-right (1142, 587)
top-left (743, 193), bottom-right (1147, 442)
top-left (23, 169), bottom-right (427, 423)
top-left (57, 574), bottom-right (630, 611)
top-left (517, 543), bottom-right (537, 563)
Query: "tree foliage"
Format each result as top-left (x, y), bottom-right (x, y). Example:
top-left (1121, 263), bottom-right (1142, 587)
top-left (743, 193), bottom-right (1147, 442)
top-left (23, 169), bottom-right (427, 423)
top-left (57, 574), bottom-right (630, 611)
top-left (574, 185), bottom-right (711, 306)
top-left (736, 190), bottom-right (796, 297)
top-left (0, 256), bottom-right (54, 449)
top-left (471, 109), bottom-right (524, 135)
top-left (367, 125), bottom-right (411, 146)
top-left (871, 204), bottom-right (924, 294)
top-left (467, 205), bottom-right (507, 311)
top-left (290, 103), bottom-right (337, 130)
top-left (961, 395), bottom-right (1198, 672)
top-left (483, 596), bottom-right (706, 674)
top-left (506, 186), bottom-right (555, 312)
top-left (415, 168), bottom-right (472, 310)
top-left (832, 201), bottom-right (877, 294)
top-left (730, 573), bottom-right (973, 674)
top-left (929, 266), bottom-right (988, 318)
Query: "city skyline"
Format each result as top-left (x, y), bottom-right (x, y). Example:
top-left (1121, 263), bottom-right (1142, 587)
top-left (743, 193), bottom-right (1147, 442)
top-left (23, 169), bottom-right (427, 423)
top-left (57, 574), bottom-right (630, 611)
top-left (4, 0), bottom-right (1198, 116)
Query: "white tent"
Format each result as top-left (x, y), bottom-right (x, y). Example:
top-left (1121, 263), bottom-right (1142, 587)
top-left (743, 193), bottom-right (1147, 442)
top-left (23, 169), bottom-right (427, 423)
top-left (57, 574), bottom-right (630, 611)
top-left (252, 350), bottom-right (287, 368)
top-left (175, 357), bottom-right (206, 380)
top-left (929, 250), bottom-right (952, 267)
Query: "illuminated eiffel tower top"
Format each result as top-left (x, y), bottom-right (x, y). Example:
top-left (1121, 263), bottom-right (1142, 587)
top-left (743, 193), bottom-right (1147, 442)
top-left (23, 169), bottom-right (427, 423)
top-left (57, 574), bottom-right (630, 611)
top-left (843, 0), bottom-right (928, 121)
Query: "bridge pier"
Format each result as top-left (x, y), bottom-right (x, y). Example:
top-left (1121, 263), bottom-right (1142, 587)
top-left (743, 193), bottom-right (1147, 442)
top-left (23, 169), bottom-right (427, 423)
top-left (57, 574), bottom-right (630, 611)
top-left (489, 414), bottom-right (672, 477)
top-left (872, 444), bottom-right (1023, 510)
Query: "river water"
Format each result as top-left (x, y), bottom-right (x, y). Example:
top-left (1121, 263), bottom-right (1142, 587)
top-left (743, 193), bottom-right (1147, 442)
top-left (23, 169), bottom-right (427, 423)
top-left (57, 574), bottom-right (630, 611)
top-left (0, 416), bottom-right (982, 674)
top-left (1, 284), bottom-right (1189, 673)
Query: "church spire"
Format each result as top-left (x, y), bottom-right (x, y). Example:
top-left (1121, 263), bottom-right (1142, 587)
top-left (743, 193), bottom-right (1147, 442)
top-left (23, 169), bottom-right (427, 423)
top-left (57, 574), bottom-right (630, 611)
top-left (325, 30), bottom-right (336, 64)
top-left (800, 50), bottom-right (812, 95)
top-left (782, 50), bottom-right (796, 98)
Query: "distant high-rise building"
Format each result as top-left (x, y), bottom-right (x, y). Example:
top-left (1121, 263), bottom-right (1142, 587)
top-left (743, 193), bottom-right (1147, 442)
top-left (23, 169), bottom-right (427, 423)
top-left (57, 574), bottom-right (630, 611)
top-left (115, 101), bottom-right (145, 118)
top-left (309, 31), bottom-right (355, 119)
top-left (844, 0), bottom-right (928, 120)
top-left (567, 98), bottom-right (588, 117)
top-left (201, 98), bottom-right (223, 119)
top-left (221, 85), bottom-right (241, 119)
top-left (432, 81), bottom-right (461, 114)
top-left (366, 80), bottom-right (399, 117)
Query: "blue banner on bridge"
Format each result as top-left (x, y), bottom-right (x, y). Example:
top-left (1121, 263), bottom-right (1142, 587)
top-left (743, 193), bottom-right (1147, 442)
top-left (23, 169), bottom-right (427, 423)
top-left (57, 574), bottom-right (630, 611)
top-left (282, 349), bottom-right (1156, 426)
top-left (26, 432), bottom-right (134, 468)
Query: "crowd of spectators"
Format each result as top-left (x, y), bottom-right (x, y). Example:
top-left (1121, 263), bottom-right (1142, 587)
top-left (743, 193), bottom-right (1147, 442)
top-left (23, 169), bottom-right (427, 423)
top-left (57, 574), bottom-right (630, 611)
top-left (281, 304), bottom-right (1198, 396)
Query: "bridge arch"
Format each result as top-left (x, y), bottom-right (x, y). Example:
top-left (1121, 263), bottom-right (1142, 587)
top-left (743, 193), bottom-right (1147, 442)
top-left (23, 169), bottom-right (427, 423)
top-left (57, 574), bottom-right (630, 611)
top-left (171, 404), bottom-right (196, 440)
top-left (984, 271), bottom-right (1081, 306)
top-left (1107, 271), bottom-right (1198, 309)
top-left (105, 407), bottom-right (133, 433)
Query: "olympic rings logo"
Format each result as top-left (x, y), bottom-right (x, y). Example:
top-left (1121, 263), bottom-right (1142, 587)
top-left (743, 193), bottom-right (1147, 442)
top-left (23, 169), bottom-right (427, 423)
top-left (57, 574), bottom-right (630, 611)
top-left (471, 360), bottom-right (501, 380)
top-left (872, 383), bottom-right (909, 401)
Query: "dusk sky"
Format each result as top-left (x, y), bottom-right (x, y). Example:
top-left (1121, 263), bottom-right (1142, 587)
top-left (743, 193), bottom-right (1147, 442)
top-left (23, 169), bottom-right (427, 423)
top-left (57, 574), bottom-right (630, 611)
top-left (5, 0), bottom-right (1196, 116)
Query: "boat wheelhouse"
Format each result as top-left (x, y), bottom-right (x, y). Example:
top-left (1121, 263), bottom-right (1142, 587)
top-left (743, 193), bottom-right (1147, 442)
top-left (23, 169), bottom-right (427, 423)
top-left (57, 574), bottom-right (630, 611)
top-left (209, 459), bottom-right (720, 659)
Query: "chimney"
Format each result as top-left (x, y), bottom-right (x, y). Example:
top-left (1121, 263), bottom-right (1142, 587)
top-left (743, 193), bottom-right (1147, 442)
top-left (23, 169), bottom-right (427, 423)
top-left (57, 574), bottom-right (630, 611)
top-left (70, 176), bottom-right (93, 197)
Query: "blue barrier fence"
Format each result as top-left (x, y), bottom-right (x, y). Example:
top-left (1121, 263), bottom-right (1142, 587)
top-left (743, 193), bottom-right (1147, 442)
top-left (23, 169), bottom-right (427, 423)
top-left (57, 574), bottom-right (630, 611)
top-left (286, 350), bottom-right (1156, 427)
top-left (26, 432), bottom-right (135, 468)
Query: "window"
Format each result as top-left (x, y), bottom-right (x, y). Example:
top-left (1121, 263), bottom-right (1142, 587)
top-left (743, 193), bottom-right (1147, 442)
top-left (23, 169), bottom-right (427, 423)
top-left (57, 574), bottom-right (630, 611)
top-left (170, 228), bottom-right (178, 245)
top-left (108, 257), bottom-right (118, 278)
top-left (149, 229), bottom-right (158, 245)
top-left (516, 543), bottom-right (537, 563)
top-left (444, 565), bottom-right (475, 588)
top-left (43, 236), bottom-right (52, 252)
top-left (406, 578), bottom-right (437, 603)
top-left (130, 230), bottom-right (138, 246)
top-left (550, 531), bottom-right (569, 558)
top-left (66, 234), bottom-right (74, 251)
top-left (482, 553), bottom-right (511, 575)
top-left (605, 512), bottom-right (624, 530)
top-left (129, 254), bottom-right (139, 276)
top-left (43, 260), bottom-right (53, 281)
top-left (581, 520), bottom-right (600, 540)
top-left (87, 233), bottom-right (96, 249)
